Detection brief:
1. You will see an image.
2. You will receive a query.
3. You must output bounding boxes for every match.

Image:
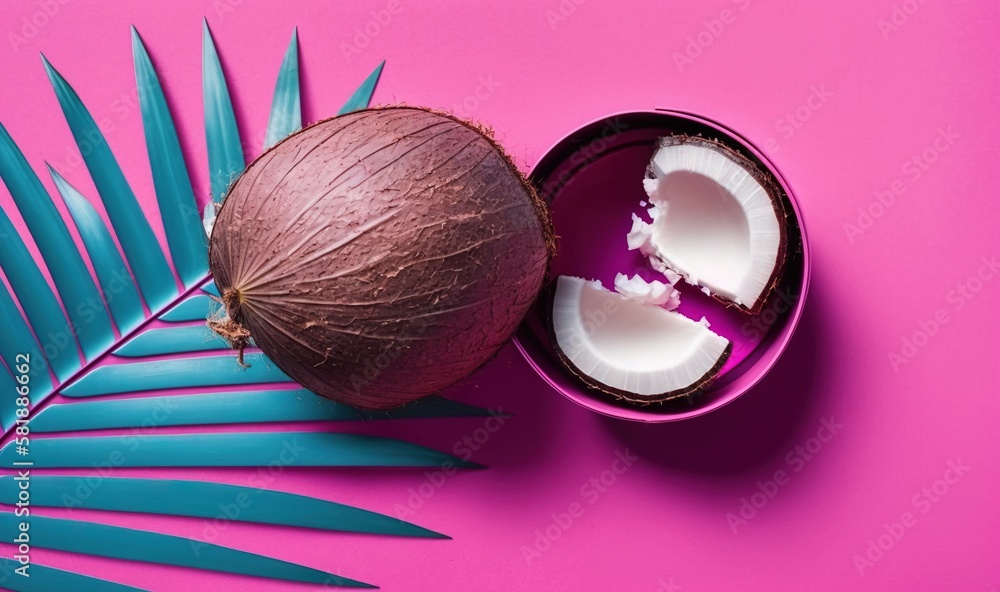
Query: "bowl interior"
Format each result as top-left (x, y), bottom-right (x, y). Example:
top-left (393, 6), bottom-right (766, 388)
top-left (514, 110), bottom-right (808, 422)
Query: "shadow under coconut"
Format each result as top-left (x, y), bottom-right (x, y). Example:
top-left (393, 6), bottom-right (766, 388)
top-left (314, 343), bottom-right (571, 473)
top-left (601, 274), bottom-right (831, 477)
top-left (277, 344), bottom-right (578, 517)
top-left (443, 350), bottom-right (581, 474)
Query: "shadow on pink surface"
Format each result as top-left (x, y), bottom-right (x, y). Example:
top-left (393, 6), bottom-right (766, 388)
top-left (601, 266), bottom-right (830, 476)
top-left (317, 265), bottom-right (830, 482)
top-left (216, 266), bottom-right (829, 543)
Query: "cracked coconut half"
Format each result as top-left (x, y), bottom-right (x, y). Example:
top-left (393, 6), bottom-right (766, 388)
top-left (549, 134), bottom-right (789, 404)
top-left (551, 276), bottom-right (731, 403)
top-left (633, 135), bottom-right (787, 314)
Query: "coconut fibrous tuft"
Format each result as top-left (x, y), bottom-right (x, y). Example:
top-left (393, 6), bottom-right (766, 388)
top-left (208, 106), bottom-right (553, 410)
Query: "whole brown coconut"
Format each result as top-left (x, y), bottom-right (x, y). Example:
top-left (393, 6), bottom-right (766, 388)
top-left (208, 107), bottom-right (553, 410)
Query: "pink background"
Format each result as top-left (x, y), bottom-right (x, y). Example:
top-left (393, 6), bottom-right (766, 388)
top-left (1, 1), bottom-right (998, 590)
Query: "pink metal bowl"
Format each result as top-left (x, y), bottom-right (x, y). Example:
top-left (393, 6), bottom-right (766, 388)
top-left (514, 109), bottom-right (811, 422)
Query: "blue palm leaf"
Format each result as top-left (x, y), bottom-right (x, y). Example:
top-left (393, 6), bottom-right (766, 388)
top-left (131, 26), bottom-right (208, 289)
top-left (0, 123), bottom-right (114, 359)
top-left (0, 514), bottom-right (375, 587)
top-left (60, 351), bottom-right (292, 396)
top-left (202, 19), bottom-right (244, 205)
top-left (0, 476), bottom-right (446, 538)
top-left (47, 164), bottom-right (145, 334)
top-left (114, 324), bottom-right (228, 356)
top-left (0, 368), bottom-right (17, 431)
top-left (264, 28), bottom-right (302, 148)
top-left (159, 292), bottom-right (221, 322)
top-left (0, 200), bottom-right (76, 384)
top-left (1, 431), bottom-right (478, 468)
top-left (339, 61), bottom-right (385, 115)
top-left (0, 289), bottom-right (54, 415)
top-left (41, 55), bottom-right (178, 312)
top-left (0, 558), bottom-right (149, 592)
top-left (0, 20), bottom-right (474, 592)
top-left (29, 392), bottom-right (494, 432)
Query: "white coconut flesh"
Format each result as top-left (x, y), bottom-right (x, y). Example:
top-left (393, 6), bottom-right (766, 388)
top-left (552, 276), bottom-right (730, 400)
top-left (636, 140), bottom-right (783, 310)
top-left (613, 272), bottom-right (680, 309)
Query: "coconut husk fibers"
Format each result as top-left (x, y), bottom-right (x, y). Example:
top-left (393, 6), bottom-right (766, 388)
top-left (209, 106), bottom-right (553, 410)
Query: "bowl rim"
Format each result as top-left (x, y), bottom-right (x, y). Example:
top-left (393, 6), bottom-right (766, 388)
top-left (512, 107), bottom-right (813, 422)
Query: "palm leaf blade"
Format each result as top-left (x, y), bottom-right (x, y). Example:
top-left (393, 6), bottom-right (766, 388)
top-left (159, 293), bottom-right (220, 322)
top-left (0, 123), bottom-right (114, 359)
top-left (338, 61), bottom-right (384, 115)
top-left (0, 431), bottom-right (480, 468)
top-left (0, 476), bottom-right (445, 538)
top-left (47, 165), bottom-right (145, 334)
top-left (61, 352), bottom-right (290, 396)
top-left (41, 55), bottom-right (177, 311)
top-left (131, 27), bottom-right (208, 289)
top-left (0, 365), bottom-right (21, 431)
top-left (0, 21), bottom-right (469, 589)
top-left (264, 28), bottom-right (302, 148)
top-left (202, 20), bottom-right (245, 205)
top-left (0, 280), bottom-right (55, 408)
top-left (0, 558), bottom-right (149, 592)
top-left (28, 391), bottom-right (495, 432)
top-left (0, 206), bottom-right (77, 383)
top-left (0, 514), bottom-right (375, 587)
top-left (114, 325), bottom-right (226, 356)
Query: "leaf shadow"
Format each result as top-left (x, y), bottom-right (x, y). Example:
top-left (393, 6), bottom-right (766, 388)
top-left (297, 38), bottom-right (318, 128)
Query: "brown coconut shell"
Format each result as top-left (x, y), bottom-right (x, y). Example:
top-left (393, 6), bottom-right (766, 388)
top-left (209, 106), bottom-right (554, 410)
